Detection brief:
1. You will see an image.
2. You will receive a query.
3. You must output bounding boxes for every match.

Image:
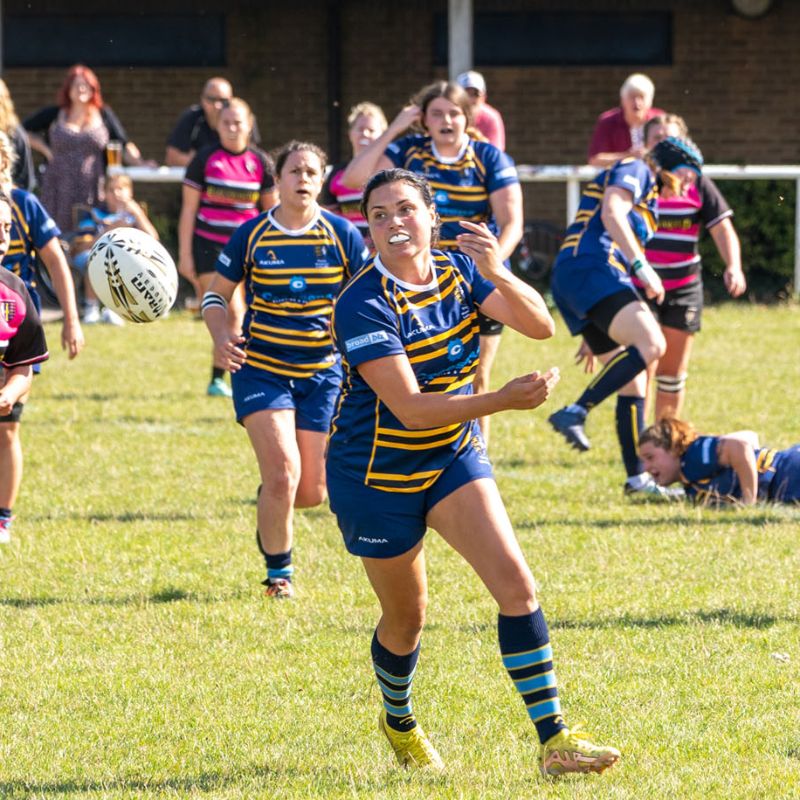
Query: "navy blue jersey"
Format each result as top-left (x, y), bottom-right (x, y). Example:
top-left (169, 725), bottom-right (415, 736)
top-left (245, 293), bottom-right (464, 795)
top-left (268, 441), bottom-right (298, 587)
top-left (557, 158), bottom-right (658, 271)
top-left (216, 207), bottom-right (367, 379)
top-left (3, 188), bottom-right (61, 301)
top-left (384, 135), bottom-right (518, 250)
top-left (328, 249), bottom-right (496, 492)
top-left (680, 435), bottom-right (800, 503)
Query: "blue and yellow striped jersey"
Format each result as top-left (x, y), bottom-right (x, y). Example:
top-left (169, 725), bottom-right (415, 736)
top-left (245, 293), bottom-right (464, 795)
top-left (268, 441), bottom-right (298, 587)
top-left (384, 135), bottom-right (518, 250)
top-left (328, 249), bottom-right (496, 492)
top-left (216, 207), bottom-right (367, 379)
top-left (3, 188), bottom-right (61, 304)
top-left (557, 158), bottom-right (658, 271)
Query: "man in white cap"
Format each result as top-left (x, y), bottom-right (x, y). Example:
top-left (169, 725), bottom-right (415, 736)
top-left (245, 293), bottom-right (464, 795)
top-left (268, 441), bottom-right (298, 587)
top-left (587, 73), bottom-right (664, 168)
top-left (456, 70), bottom-right (506, 151)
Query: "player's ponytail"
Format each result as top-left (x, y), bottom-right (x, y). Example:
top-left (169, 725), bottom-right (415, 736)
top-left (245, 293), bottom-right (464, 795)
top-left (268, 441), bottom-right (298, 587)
top-left (639, 417), bottom-right (698, 456)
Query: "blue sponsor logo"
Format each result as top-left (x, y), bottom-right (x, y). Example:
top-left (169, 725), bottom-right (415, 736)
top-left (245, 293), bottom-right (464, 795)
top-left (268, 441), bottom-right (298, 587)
top-left (435, 191), bottom-right (449, 205)
top-left (447, 339), bottom-right (464, 361)
top-left (289, 276), bottom-right (307, 292)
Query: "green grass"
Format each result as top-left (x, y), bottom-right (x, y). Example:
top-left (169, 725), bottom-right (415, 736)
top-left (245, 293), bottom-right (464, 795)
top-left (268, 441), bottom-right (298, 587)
top-left (1, 303), bottom-right (799, 799)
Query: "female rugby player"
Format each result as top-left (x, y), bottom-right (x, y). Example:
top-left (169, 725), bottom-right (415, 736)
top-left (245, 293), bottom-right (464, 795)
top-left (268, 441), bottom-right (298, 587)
top-left (547, 136), bottom-right (704, 498)
top-left (179, 98), bottom-right (277, 397)
top-left (342, 81), bottom-right (523, 447)
top-left (0, 133), bottom-right (82, 540)
top-left (327, 168), bottom-right (620, 777)
top-left (202, 141), bottom-right (366, 598)
top-left (640, 418), bottom-right (800, 505)
top-left (642, 114), bottom-right (746, 420)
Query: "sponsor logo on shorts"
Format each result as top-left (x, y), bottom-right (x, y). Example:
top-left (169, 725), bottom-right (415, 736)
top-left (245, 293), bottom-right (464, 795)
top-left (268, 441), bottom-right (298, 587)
top-left (344, 330), bottom-right (389, 352)
top-left (358, 536), bottom-right (389, 544)
top-left (244, 391), bottom-right (266, 402)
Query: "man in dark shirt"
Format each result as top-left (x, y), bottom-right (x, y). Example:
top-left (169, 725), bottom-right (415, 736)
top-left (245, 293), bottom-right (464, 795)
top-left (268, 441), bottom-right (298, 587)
top-left (165, 77), bottom-right (261, 166)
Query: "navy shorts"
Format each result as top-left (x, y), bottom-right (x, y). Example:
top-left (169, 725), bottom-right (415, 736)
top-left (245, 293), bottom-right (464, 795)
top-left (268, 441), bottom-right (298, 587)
top-left (231, 363), bottom-right (342, 432)
top-left (327, 427), bottom-right (494, 559)
top-left (551, 254), bottom-right (637, 337)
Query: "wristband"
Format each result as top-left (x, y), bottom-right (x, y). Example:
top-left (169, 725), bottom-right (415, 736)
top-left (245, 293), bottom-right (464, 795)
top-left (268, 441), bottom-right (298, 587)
top-left (201, 291), bottom-right (227, 315)
top-left (631, 257), bottom-right (659, 288)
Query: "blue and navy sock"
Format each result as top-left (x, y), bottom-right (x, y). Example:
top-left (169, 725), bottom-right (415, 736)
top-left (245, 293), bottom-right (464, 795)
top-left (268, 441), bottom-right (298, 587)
top-left (256, 534), bottom-right (293, 585)
top-left (372, 630), bottom-right (419, 732)
top-left (499, 609), bottom-right (566, 745)
top-left (211, 366), bottom-right (226, 382)
top-left (616, 395), bottom-right (645, 478)
top-left (576, 346), bottom-right (647, 411)
top-left (0, 508), bottom-right (11, 519)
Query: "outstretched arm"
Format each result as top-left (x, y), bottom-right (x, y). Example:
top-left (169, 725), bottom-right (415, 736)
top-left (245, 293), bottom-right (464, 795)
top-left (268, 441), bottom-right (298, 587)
top-left (39, 238), bottom-right (84, 359)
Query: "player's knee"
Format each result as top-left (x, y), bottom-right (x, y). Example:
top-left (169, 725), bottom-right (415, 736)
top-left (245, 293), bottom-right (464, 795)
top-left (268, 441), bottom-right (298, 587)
top-left (260, 464), bottom-right (300, 500)
top-left (294, 480), bottom-right (327, 508)
top-left (0, 419), bottom-right (21, 443)
top-left (495, 568), bottom-right (538, 615)
top-left (638, 329), bottom-right (666, 364)
top-left (655, 373), bottom-right (687, 395)
top-left (384, 600), bottom-right (427, 643)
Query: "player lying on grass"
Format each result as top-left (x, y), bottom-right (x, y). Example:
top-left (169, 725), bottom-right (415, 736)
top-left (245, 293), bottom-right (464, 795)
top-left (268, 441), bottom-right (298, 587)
top-left (327, 168), bottom-right (620, 777)
top-left (639, 417), bottom-right (800, 505)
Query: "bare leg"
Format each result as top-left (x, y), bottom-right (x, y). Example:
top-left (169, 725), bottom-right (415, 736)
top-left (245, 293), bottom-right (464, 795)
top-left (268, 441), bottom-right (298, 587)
top-left (655, 327), bottom-right (694, 420)
top-left (474, 333), bottom-right (502, 447)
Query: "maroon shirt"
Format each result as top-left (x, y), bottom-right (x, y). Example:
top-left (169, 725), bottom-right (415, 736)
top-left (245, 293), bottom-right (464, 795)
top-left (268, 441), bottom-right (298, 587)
top-left (587, 106), bottom-right (664, 161)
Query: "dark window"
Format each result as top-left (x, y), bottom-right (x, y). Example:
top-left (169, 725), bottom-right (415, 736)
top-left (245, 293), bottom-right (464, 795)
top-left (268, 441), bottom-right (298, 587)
top-left (3, 14), bottom-right (226, 67)
top-left (434, 12), bottom-right (672, 66)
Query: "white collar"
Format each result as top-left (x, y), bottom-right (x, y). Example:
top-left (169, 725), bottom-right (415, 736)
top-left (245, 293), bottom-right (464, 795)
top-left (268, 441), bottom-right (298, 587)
top-left (373, 254), bottom-right (438, 291)
top-left (431, 135), bottom-right (470, 164)
top-left (267, 206), bottom-right (320, 235)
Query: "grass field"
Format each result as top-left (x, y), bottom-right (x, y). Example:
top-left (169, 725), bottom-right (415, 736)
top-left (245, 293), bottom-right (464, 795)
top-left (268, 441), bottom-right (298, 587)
top-left (1, 303), bottom-right (799, 799)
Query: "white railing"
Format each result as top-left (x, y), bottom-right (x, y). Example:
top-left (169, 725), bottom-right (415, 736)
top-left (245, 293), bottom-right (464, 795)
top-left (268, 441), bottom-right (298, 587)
top-left (110, 163), bottom-right (800, 293)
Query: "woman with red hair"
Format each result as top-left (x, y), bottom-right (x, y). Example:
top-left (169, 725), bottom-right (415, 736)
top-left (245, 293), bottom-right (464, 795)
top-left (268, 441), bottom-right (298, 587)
top-left (23, 64), bottom-right (147, 235)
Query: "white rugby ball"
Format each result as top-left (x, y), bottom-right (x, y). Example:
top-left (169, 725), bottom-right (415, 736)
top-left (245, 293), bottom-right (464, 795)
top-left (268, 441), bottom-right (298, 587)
top-left (87, 228), bottom-right (177, 323)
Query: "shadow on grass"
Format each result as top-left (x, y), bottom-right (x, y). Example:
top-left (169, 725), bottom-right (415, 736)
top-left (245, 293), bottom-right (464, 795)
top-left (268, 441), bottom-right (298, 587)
top-left (552, 607), bottom-right (788, 630)
top-left (0, 764), bottom-right (275, 797)
top-left (25, 510), bottom-right (206, 523)
top-left (517, 514), bottom-right (785, 529)
top-left (0, 585), bottom-right (248, 609)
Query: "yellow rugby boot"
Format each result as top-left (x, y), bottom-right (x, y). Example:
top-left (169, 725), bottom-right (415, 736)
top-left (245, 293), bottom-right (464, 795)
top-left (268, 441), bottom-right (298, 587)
top-left (378, 709), bottom-right (444, 770)
top-left (540, 727), bottom-right (620, 777)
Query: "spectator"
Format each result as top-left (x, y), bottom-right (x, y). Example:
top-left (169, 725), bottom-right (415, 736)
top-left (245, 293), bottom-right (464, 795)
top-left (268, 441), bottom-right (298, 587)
top-left (70, 172), bottom-right (159, 325)
top-left (0, 79), bottom-right (34, 191)
top-left (456, 70), bottom-right (506, 151)
top-left (23, 64), bottom-right (149, 233)
top-left (587, 73), bottom-right (664, 168)
top-left (165, 77), bottom-right (262, 167)
top-left (320, 101), bottom-right (387, 247)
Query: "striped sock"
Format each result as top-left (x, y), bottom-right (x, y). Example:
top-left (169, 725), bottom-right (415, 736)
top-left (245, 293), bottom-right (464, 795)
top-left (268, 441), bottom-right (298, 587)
top-left (499, 609), bottom-right (566, 744)
top-left (576, 346), bottom-right (647, 410)
top-left (616, 395), bottom-right (645, 478)
top-left (371, 630), bottom-right (419, 732)
top-left (262, 546), bottom-right (293, 584)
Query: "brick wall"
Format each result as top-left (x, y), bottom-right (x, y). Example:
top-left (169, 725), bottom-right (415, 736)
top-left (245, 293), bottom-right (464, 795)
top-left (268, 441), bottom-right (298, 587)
top-left (3, 0), bottom-right (797, 227)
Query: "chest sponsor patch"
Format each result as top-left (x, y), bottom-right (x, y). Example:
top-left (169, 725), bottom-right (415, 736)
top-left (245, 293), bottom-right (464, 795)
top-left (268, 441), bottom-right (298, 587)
top-left (344, 330), bottom-right (389, 352)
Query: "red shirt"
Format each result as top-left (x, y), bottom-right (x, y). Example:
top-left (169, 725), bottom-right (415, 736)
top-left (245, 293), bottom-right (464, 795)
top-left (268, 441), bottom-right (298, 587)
top-left (474, 103), bottom-right (506, 151)
top-left (587, 106), bottom-right (664, 161)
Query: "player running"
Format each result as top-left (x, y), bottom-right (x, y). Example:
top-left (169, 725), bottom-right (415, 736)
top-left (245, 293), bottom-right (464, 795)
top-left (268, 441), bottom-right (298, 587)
top-left (341, 80), bottom-right (523, 447)
top-left (639, 418), bottom-right (800, 505)
top-left (547, 136), bottom-right (704, 498)
top-left (0, 132), bottom-right (82, 541)
top-left (202, 141), bottom-right (367, 598)
top-left (327, 168), bottom-right (620, 777)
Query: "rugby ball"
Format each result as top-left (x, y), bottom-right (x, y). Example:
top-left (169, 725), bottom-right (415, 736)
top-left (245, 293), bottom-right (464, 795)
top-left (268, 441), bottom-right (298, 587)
top-left (87, 228), bottom-right (177, 323)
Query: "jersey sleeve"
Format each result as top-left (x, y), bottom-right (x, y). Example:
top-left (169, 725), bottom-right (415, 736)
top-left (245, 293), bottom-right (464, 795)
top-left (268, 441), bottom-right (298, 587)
top-left (334, 283), bottom-right (406, 369)
top-left (166, 108), bottom-right (197, 151)
top-left (257, 150), bottom-right (276, 193)
top-left (24, 192), bottom-right (61, 247)
top-left (214, 221), bottom-right (251, 283)
top-left (680, 436), bottom-right (722, 483)
top-left (482, 144), bottom-right (519, 193)
top-left (448, 251), bottom-right (496, 305)
top-left (1, 278), bottom-right (48, 368)
top-left (698, 176), bottom-right (733, 229)
top-left (384, 136), bottom-right (414, 167)
top-left (341, 222), bottom-right (368, 280)
top-left (183, 149), bottom-right (208, 190)
top-left (607, 159), bottom-right (651, 205)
